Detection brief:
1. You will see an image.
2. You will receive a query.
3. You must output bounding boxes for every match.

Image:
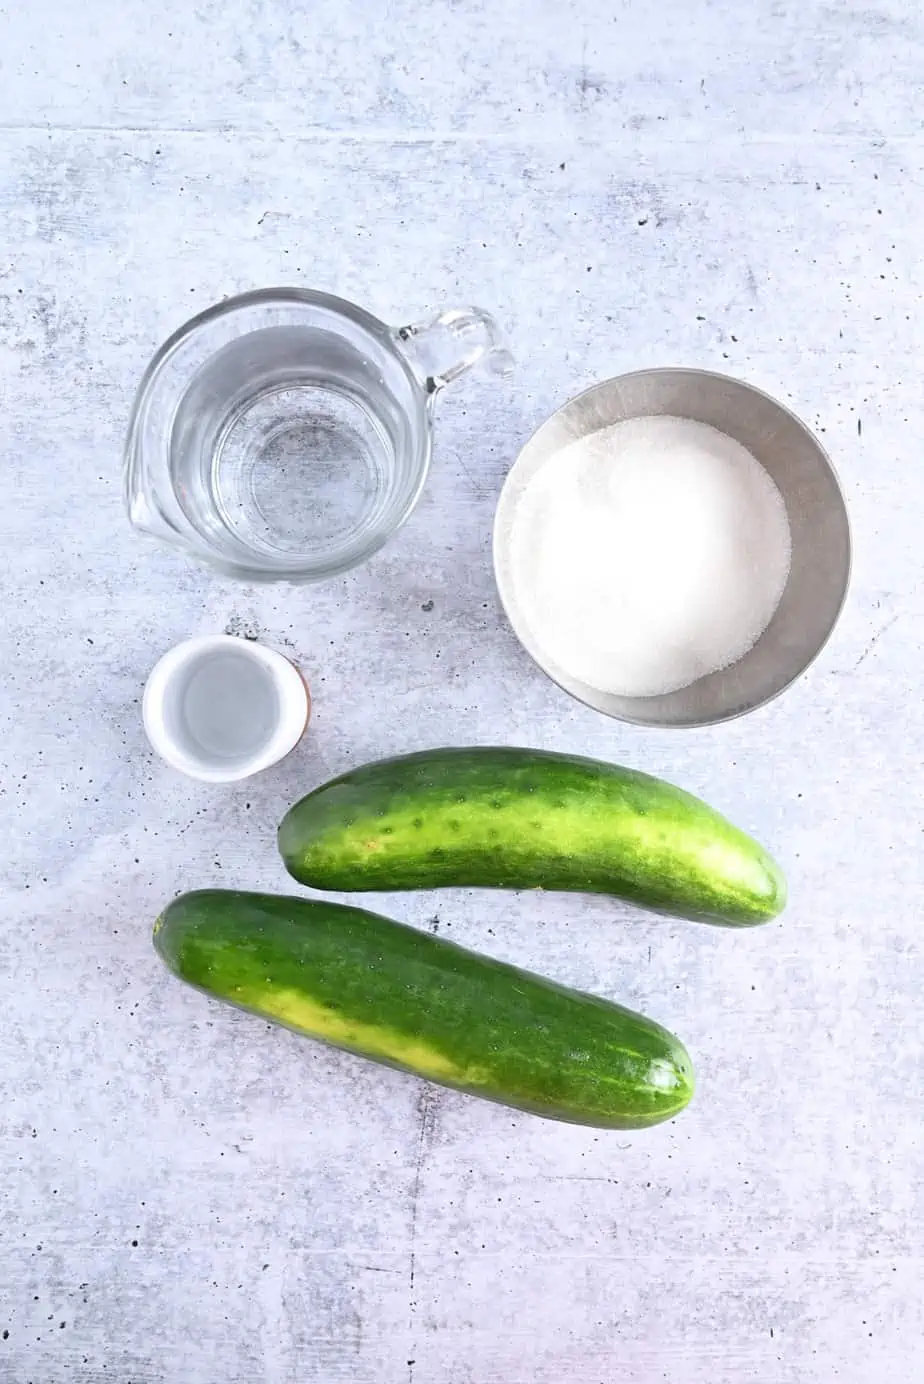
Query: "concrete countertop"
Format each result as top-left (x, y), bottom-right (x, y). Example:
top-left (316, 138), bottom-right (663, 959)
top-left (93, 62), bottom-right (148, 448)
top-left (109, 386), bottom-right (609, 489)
top-left (1, 2), bottom-right (920, 1380)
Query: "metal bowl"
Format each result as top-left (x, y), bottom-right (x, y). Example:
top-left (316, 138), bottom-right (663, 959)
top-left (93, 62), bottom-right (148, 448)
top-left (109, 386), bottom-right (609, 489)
top-left (493, 368), bottom-right (851, 728)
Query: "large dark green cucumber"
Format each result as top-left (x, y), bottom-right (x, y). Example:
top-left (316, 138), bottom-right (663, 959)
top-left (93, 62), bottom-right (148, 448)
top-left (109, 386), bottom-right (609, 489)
top-left (278, 747), bottom-right (785, 926)
top-left (154, 889), bottom-right (694, 1130)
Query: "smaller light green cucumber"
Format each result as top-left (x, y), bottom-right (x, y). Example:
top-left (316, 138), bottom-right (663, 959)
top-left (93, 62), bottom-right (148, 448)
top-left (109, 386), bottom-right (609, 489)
top-left (278, 747), bottom-right (786, 926)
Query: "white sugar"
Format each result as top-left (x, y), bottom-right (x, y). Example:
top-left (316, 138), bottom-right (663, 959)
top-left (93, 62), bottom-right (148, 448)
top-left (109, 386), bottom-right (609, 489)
top-left (504, 415), bottom-right (792, 698)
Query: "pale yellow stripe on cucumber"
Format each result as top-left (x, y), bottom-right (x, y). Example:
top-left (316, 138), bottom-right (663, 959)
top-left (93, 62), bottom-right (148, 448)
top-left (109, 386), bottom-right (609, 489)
top-left (345, 796), bottom-right (664, 860)
top-left (238, 984), bottom-right (492, 1087)
top-left (695, 836), bottom-right (769, 890)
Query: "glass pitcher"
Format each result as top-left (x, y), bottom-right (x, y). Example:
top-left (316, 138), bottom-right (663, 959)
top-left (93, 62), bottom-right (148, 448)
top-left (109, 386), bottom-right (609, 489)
top-left (124, 288), bottom-right (512, 583)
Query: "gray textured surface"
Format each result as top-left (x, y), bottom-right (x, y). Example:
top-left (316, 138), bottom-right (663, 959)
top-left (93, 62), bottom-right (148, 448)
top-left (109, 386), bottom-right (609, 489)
top-left (1, 2), bottom-right (920, 1380)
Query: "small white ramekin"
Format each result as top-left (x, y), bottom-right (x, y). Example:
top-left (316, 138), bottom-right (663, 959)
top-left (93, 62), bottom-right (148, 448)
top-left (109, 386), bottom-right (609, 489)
top-left (142, 634), bottom-right (310, 783)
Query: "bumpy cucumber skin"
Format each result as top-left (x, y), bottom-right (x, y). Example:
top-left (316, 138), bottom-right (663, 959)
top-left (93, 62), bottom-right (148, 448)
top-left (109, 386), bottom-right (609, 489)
top-left (154, 889), bottom-right (694, 1130)
top-left (278, 747), bottom-right (785, 927)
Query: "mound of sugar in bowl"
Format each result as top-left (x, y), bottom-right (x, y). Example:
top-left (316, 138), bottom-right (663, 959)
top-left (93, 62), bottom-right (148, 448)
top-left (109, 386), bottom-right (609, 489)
top-left (504, 415), bottom-right (792, 698)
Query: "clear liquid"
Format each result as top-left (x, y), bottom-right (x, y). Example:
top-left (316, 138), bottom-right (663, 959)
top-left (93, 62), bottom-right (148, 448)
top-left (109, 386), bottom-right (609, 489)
top-left (169, 325), bottom-right (416, 567)
top-left (177, 651), bottom-right (279, 767)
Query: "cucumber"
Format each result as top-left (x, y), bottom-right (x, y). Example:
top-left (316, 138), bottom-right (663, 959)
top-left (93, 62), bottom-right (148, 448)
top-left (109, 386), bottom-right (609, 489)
top-left (278, 747), bottom-right (785, 926)
top-left (154, 889), bottom-right (694, 1130)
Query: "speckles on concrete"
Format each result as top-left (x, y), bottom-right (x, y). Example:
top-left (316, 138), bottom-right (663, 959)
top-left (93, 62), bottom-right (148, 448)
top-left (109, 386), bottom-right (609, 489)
top-left (1, 1), bottom-right (923, 1381)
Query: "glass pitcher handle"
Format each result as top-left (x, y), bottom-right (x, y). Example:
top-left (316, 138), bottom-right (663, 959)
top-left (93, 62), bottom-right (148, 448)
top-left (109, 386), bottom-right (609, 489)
top-left (395, 307), bottom-right (514, 392)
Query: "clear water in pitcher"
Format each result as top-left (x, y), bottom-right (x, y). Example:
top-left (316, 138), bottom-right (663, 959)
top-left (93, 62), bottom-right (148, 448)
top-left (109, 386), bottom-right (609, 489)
top-left (169, 325), bottom-right (411, 563)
